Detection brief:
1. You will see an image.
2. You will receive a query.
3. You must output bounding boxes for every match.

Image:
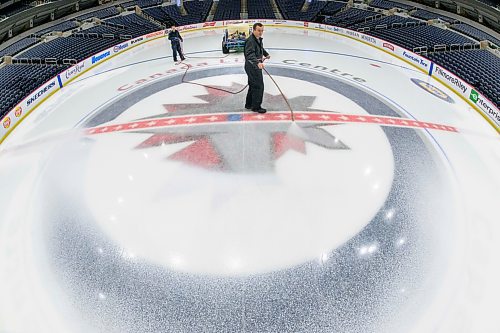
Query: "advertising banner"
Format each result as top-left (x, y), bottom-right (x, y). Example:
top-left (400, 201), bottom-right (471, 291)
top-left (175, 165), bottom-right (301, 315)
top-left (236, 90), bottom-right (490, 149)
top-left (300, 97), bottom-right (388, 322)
top-left (0, 77), bottom-right (59, 139)
top-left (432, 64), bottom-right (500, 127)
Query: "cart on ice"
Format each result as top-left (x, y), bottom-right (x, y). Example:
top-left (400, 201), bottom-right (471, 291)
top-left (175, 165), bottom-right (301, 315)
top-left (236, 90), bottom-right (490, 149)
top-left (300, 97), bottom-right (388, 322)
top-left (222, 23), bottom-right (252, 54)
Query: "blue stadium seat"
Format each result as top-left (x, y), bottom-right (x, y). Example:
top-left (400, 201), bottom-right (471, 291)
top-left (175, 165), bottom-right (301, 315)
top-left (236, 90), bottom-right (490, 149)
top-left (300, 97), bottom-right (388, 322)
top-left (248, 0), bottom-right (275, 19)
top-left (350, 15), bottom-right (423, 31)
top-left (0, 37), bottom-right (39, 58)
top-left (324, 8), bottom-right (380, 27)
top-left (74, 7), bottom-right (120, 21)
top-left (450, 24), bottom-right (500, 47)
top-left (0, 64), bottom-right (68, 118)
top-left (410, 9), bottom-right (456, 23)
top-left (275, 0), bottom-right (326, 22)
top-left (427, 50), bottom-right (499, 107)
top-left (214, 0), bottom-right (241, 21)
top-left (34, 21), bottom-right (80, 37)
top-left (367, 25), bottom-right (473, 51)
top-left (370, 0), bottom-right (415, 11)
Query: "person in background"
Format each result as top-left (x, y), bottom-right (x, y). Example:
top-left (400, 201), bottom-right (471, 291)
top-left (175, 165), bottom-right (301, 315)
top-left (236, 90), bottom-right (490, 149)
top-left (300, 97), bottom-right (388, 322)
top-left (168, 25), bottom-right (185, 62)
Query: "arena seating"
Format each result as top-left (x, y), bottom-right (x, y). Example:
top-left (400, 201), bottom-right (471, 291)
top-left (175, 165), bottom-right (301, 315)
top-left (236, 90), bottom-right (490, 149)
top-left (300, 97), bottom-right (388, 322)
top-left (183, 0), bottom-right (213, 23)
top-left (350, 15), bottom-right (424, 31)
top-left (324, 8), bottom-right (380, 28)
top-left (410, 9), bottom-right (456, 23)
top-left (134, 0), bottom-right (163, 9)
top-left (143, 7), bottom-right (177, 27)
top-left (0, 64), bottom-right (68, 118)
top-left (450, 24), bottom-right (500, 47)
top-left (142, 1), bottom-right (212, 26)
top-left (366, 25), bottom-right (473, 51)
top-left (475, 0), bottom-right (499, 8)
top-left (247, 0), bottom-right (275, 20)
top-left (93, 13), bottom-right (161, 37)
top-left (275, 0), bottom-right (326, 22)
top-left (314, 1), bottom-right (348, 23)
top-left (34, 21), bottom-right (80, 37)
top-left (120, 1), bottom-right (136, 9)
top-left (320, 2), bottom-right (347, 16)
top-left (18, 35), bottom-right (119, 62)
top-left (369, 0), bottom-right (415, 11)
top-left (74, 7), bottom-right (120, 21)
top-left (428, 50), bottom-right (499, 107)
top-left (0, 2), bottom-right (33, 19)
top-left (153, 5), bottom-right (185, 25)
top-left (0, 37), bottom-right (39, 58)
top-left (213, 0), bottom-right (241, 21)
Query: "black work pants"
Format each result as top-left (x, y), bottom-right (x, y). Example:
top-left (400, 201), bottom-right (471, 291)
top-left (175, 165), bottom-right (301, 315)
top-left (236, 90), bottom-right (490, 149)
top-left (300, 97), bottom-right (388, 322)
top-left (172, 42), bottom-right (185, 62)
top-left (245, 62), bottom-right (264, 109)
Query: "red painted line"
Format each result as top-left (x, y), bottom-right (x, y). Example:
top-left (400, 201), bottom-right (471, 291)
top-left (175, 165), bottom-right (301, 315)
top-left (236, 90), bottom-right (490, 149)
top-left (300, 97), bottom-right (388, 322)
top-left (85, 111), bottom-right (459, 135)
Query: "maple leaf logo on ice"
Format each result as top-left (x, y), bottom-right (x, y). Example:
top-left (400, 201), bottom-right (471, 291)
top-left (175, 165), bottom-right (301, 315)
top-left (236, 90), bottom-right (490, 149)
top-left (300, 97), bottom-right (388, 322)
top-left (130, 82), bottom-right (349, 173)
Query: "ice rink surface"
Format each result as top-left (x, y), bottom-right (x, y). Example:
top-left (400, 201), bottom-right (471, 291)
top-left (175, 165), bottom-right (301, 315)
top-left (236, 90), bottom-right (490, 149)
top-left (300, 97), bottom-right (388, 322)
top-left (0, 26), bottom-right (499, 332)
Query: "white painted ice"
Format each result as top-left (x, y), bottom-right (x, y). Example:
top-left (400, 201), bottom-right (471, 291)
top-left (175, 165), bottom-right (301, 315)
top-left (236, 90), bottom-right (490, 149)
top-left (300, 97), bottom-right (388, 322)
top-left (0, 26), bottom-right (499, 333)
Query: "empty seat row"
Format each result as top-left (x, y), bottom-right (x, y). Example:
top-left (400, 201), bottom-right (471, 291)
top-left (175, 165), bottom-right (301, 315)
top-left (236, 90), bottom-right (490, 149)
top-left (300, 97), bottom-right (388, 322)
top-left (248, 0), bottom-right (275, 20)
top-left (0, 37), bottom-right (39, 58)
top-left (450, 24), bottom-right (500, 47)
top-left (427, 50), bottom-right (499, 107)
top-left (213, 0), bottom-right (240, 21)
top-left (324, 8), bottom-right (380, 27)
top-left (34, 21), bottom-right (80, 37)
top-left (275, 0), bottom-right (327, 22)
top-left (74, 6), bottom-right (120, 21)
top-left (367, 25), bottom-right (473, 51)
top-left (0, 64), bottom-right (68, 118)
top-left (320, 2), bottom-right (347, 16)
top-left (410, 9), bottom-right (456, 23)
top-left (370, 0), bottom-right (415, 11)
top-left (18, 35), bottom-right (119, 61)
top-left (350, 15), bottom-right (424, 31)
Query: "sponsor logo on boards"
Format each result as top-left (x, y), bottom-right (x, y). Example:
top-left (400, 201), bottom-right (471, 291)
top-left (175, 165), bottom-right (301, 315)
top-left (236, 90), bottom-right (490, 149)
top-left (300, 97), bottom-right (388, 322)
top-left (402, 51), bottom-right (429, 68)
top-left (27, 81), bottom-right (56, 106)
top-left (14, 106), bottom-right (23, 117)
top-left (65, 63), bottom-right (85, 80)
top-left (113, 43), bottom-right (129, 53)
top-left (383, 42), bottom-right (394, 51)
top-left (2, 117), bottom-right (11, 129)
top-left (145, 31), bottom-right (164, 39)
top-left (92, 51), bottom-right (111, 64)
top-left (470, 89), bottom-right (500, 123)
top-left (434, 66), bottom-right (467, 94)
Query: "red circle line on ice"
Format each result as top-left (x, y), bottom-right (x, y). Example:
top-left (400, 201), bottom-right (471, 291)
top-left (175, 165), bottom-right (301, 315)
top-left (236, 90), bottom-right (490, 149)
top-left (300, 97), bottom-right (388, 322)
top-left (85, 111), bottom-right (459, 135)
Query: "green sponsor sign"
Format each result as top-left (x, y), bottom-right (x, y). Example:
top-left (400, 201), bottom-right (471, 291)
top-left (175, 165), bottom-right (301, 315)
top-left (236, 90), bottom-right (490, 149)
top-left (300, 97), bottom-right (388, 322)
top-left (469, 89), bottom-right (479, 103)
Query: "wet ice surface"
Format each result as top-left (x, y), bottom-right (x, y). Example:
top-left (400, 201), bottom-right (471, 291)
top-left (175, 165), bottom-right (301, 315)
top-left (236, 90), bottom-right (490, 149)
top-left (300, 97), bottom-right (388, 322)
top-left (0, 27), bottom-right (499, 332)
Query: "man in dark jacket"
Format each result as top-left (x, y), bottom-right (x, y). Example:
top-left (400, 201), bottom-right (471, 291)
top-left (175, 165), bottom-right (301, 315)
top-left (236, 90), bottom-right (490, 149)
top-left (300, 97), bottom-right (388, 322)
top-left (244, 22), bottom-right (270, 113)
top-left (168, 25), bottom-right (185, 62)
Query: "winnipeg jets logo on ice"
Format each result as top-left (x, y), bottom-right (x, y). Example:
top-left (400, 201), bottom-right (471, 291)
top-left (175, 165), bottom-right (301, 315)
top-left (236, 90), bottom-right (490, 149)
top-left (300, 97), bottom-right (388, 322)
top-left (126, 82), bottom-right (349, 173)
top-left (80, 71), bottom-right (398, 275)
